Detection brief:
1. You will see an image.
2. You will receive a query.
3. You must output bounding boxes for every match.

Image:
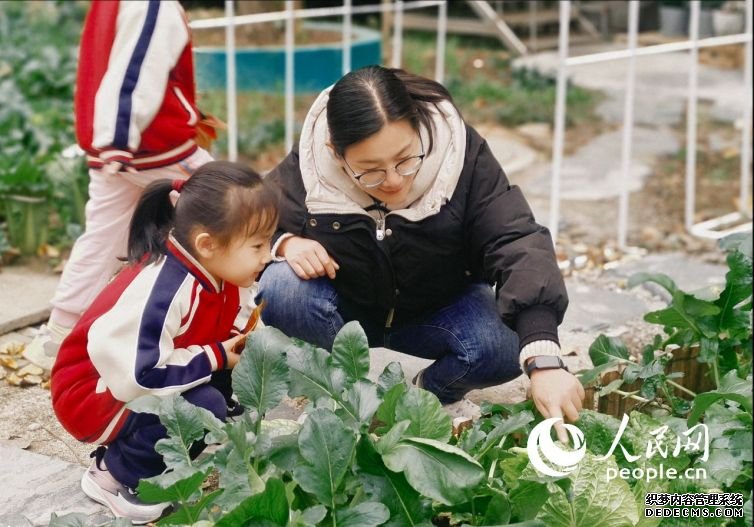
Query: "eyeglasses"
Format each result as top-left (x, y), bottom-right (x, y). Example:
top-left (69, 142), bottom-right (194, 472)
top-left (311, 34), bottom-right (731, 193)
top-left (342, 136), bottom-right (425, 189)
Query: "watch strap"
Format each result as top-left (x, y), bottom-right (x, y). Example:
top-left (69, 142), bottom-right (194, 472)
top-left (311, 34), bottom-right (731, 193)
top-left (519, 340), bottom-right (562, 371)
top-left (525, 355), bottom-right (568, 377)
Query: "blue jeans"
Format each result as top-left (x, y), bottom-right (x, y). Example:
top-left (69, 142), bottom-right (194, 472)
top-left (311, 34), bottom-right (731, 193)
top-left (257, 262), bottom-right (521, 403)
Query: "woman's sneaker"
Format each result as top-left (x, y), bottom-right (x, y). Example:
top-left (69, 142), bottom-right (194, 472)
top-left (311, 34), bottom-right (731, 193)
top-left (80, 452), bottom-right (169, 523)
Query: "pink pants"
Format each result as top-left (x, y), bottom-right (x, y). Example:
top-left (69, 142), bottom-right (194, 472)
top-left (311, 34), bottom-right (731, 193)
top-left (50, 148), bottom-right (214, 327)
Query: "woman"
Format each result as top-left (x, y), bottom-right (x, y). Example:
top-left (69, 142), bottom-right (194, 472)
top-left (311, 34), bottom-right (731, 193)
top-left (257, 66), bottom-right (583, 437)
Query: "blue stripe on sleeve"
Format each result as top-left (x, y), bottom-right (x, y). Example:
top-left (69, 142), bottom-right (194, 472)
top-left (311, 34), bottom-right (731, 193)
top-left (135, 258), bottom-right (211, 389)
top-left (113, 0), bottom-right (160, 149)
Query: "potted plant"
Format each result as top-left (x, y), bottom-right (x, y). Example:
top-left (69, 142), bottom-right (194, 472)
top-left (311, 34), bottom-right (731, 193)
top-left (0, 155), bottom-right (52, 256)
top-left (660, 0), bottom-right (689, 37)
top-left (713, 0), bottom-right (746, 35)
top-left (700, 0), bottom-right (725, 37)
top-left (47, 145), bottom-right (89, 243)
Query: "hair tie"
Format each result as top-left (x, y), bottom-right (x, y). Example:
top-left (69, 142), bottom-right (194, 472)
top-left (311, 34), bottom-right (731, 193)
top-left (172, 179), bottom-right (186, 193)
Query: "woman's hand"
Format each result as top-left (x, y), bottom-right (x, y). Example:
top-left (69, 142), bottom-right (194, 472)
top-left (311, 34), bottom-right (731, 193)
top-left (280, 236), bottom-right (340, 280)
top-left (528, 366), bottom-right (585, 444)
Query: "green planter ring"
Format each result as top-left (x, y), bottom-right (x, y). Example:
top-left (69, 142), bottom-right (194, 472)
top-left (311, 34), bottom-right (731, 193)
top-left (194, 22), bottom-right (382, 93)
top-left (3, 194), bottom-right (49, 256)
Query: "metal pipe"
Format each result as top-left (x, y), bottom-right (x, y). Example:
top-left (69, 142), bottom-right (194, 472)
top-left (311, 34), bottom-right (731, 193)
top-left (392, 0), bottom-right (404, 68)
top-left (740, 0), bottom-right (753, 215)
top-left (285, 0), bottom-right (295, 153)
top-left (565, 33), bottom-right (750, 67)
top-left (530, 0), bottom-right (538, 52)
top-left (435, 0), bottom-right (447, 83)
top-left (549, 1), bottom-right (571, 244)
top-left (190, 0), bottom-right (444, 29)
top-left (684, 1), bottom-right (700, 232)
top-left (617, 1), bottom-right (639, 248)
top-left (224, 0), bottom-right (237, 162)
top-left (343, 0), bottom-right (352, 75)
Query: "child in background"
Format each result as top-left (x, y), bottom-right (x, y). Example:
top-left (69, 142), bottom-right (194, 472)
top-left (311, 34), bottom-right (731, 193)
top-left (25, 0), bottom-right (216, 369)
top-left (51, 161), bottom-right (279, 523)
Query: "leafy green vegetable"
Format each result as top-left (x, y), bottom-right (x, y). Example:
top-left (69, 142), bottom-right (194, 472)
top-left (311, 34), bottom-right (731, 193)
top-left (589, 335), bottom-right (630, 366)
top-left (293, 409), bottom-right (357, 507)
top-left (379, 435), bottom-right (485, 505)
top-left (331, 320), bottom-right (371, 382)
top-left (233, 327), bottom-right (291, 416)
top-left (537, 452), bottom-right (639, 527)
top-left (394, 387), bottom-right (452, 441)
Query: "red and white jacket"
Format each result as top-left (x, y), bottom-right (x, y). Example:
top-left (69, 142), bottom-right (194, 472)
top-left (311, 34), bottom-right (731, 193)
top-left (75, 0), bottom-right (200, 170)
top-left (51, 238), bottom-right (247, 444)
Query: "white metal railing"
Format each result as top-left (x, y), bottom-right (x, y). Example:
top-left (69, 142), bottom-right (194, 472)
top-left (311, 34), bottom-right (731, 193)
top-left (190, 0), bottom-right (447, 157)
top-left (192, 1), bottom-right (751, 244)
top-left (223, 1), bottom-right (237, 162)
top-left (550, 0), bottom-right (753, 245)
top-left (391, 0), bottom-right (405, 68)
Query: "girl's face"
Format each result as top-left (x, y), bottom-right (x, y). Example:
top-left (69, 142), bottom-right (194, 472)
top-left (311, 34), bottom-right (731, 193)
top-left (199, 225), bottom-right (275, 288)
top-left (340, 119), bottom-right (422, 206)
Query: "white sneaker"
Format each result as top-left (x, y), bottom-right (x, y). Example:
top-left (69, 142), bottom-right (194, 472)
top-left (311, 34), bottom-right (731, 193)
top-left (22, 323), bottom-right (69, 370)
top-left (81, 456), bottom-right (169, 523)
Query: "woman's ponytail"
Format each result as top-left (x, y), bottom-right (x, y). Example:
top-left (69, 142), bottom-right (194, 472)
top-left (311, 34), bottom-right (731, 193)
top-left (389, 68), bottom-right (454, 106)
top-left (127, 179), bottom-right (176, 265)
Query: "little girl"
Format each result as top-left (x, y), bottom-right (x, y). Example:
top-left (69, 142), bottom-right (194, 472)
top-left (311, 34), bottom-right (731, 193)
top-left (51, 161), bottom-right (279, 523)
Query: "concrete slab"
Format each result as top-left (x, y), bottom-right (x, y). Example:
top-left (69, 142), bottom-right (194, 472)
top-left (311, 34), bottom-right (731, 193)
top-left (513, 46), bottom-right (746, 124)
top-left (604, 252), bottom-right (727, 299)
top-left (561, 278), bottom-right (650, 333)
top-left (596, 89), bottom-right (685, 126)
top-left (0, 267), bottom-right (58, 335)
top-left (475, 125), bottom-right (541, 177)
top-left (0, 514), bottom-right (34, 527)
top-left (0, 445), bottom-right (110, 526)
top-left (368, 346), bottom-right (431, 387)
top-left (520, 126), bottom-right (679, 200)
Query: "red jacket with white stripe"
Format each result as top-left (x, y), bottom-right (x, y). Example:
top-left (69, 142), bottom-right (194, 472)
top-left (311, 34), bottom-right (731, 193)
top-left (75, 0), bottom-right (199, 170)
top-left (51, 239), bottom-right (246, 444)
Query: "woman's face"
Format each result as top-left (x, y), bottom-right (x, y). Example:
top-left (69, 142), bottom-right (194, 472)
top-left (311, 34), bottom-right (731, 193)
top-left (341, 119), bottom-right (422, 206)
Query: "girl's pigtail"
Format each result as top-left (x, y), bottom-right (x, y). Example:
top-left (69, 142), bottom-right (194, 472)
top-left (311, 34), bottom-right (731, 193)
top-left (127, 179), bottom-right (176, 264)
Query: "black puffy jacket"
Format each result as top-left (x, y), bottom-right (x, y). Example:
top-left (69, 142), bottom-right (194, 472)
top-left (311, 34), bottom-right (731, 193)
top-left (266, 124), bottom-right (568, 350)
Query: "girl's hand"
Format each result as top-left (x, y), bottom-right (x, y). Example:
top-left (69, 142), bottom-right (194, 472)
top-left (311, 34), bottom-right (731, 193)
top-left (280, 236), bottom-right (340, 280)
top-left (222, 334), bottom-right (246, 368)
top-left (528, 367), bottom-right (585, 444)
top-left (225, 351), bottom-right (241, 369)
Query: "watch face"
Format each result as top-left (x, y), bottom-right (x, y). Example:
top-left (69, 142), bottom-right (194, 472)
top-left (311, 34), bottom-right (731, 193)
top-left (534, 356), bottom-right (563, 369)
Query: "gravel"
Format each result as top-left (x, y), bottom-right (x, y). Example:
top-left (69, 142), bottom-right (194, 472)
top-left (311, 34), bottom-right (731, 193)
top-left (0, 383), bottom-right (92, 466)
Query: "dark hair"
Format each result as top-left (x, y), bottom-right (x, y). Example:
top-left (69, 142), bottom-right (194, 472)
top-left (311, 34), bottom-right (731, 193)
top-left (127, 161), bottom-right (279, 264)
top-left (326, 65), bottom-right (459, 158)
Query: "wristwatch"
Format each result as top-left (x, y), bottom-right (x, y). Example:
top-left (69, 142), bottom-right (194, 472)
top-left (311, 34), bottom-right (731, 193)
top-left (524, 355), bottom-right (568, 377)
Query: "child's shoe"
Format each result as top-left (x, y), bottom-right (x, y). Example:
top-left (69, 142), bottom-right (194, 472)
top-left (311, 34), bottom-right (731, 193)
top-left (227, 399), bottom-right (245, 418)
top-left (80, 450), bottom-right (169, 524)
top-left (23, 322), bottom-right (70, 370)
